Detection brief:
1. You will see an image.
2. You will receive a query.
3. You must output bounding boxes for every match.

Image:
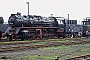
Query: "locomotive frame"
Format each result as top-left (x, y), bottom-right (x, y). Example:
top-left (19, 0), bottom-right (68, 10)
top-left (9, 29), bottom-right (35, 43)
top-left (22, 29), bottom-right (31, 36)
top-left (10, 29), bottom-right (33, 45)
top-left (6, 26), bottom-right (64, 40)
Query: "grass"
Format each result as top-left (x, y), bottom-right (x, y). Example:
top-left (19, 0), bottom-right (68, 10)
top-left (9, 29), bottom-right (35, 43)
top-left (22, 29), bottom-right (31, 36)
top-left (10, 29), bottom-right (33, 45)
top-left (14, 43), bottom-right (90, 60)
top-left (1, 38), bottom-right (90, 60)
top-left (39, 45), bottom-right (71, 51)
top-left (20, 55), bottom-right (56, 60)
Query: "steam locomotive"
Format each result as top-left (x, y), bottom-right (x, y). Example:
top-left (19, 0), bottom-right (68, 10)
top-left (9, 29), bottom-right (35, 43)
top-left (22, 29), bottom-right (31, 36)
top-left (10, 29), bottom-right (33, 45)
top-left (5, 12), bottom-right (65, 40)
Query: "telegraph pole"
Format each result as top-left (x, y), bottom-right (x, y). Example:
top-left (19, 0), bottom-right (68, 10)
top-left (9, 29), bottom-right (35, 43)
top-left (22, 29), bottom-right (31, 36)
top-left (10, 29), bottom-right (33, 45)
top-left (67, 14), bottom-right (70, 38)
top-left (26, 2), bottom-right (29, 15)
top-left (67, 14), bottom-right (69, 25)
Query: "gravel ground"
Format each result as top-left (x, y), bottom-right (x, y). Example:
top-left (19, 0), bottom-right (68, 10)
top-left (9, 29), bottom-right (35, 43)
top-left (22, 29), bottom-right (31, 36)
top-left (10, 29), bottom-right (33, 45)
top-left (0, 44), bottom-right (90, 60)
top-left (0, 39), bottom-right (90, 60)
top-left (0, 48), bottom-right (60, 60)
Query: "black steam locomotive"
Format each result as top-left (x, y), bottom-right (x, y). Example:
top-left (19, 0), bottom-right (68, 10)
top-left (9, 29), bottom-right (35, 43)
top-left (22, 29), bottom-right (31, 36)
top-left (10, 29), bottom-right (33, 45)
top-left (5, 12), bottom-right (64, 40)
top-left (8, 12), bottom-right (58, 27)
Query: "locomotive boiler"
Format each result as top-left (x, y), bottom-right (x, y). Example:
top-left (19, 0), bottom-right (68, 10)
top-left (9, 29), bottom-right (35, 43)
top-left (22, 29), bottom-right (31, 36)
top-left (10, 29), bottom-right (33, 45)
top-left (5, 12), bottom-right (61, 40)
top-left (8, 12), bottom-right (58, 27)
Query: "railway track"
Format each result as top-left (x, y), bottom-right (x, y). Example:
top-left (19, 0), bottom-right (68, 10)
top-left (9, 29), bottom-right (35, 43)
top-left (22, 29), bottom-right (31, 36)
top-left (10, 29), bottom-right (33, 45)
top-left (66, 54), bottom-right (90, 60)
top-left (0, 38), bottom-right (88, 44)
top-left (0, 38), bottom-right (86, 42)
top-left (0, 39), bottom-right (90, 52)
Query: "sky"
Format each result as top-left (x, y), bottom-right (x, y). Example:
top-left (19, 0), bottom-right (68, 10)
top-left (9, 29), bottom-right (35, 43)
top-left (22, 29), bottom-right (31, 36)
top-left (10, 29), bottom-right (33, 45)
top-left (0, 0), bottom-right (90, 24)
